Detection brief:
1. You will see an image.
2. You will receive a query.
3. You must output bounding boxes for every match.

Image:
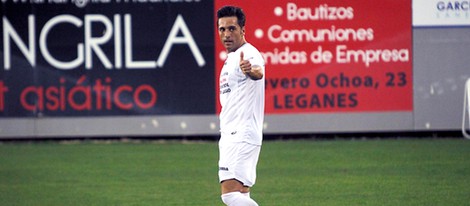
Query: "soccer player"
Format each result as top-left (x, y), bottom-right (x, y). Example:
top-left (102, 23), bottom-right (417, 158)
top-left (216, 5), bottom-right (265, 206)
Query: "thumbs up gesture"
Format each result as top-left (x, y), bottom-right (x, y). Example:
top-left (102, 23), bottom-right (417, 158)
top-left (239, 51), bottom-right (264, 80)
top-left (239, 51), bottom-right (252, 75)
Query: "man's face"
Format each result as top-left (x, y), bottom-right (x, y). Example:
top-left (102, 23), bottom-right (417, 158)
top-left (218, 16), bottom-right (245, 52)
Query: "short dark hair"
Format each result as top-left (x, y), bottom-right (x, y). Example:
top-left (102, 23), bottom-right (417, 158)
top-left (217, 6), bottom-right (246, 27)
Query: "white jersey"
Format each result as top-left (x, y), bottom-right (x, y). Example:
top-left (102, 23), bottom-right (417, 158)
top-left (219, 43), bottom-right (265, 145)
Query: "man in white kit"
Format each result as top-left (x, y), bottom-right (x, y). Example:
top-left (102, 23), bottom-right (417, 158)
top-left (216, 5), bottom-right (265, 206)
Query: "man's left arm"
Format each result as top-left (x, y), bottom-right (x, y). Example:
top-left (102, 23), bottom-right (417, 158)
top-left (245, 65), bottom-right (263, 80)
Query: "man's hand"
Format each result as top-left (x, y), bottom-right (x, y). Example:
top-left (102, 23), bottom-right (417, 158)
top-left (239, 51), bottom-right (263, 80)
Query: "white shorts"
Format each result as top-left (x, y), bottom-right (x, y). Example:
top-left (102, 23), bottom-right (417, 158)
top-left (218, 141), bottom-right (261, 187)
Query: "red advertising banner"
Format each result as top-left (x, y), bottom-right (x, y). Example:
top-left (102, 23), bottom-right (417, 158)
top-left (215, 0), bottom-right (412, 114)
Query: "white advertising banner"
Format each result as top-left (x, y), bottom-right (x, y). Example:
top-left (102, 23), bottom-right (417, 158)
top-left (413, 0), bottom-right (470, 26)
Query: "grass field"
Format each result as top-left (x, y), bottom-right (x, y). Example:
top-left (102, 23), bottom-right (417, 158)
top-left (0, 138), bottom-right (469, 205)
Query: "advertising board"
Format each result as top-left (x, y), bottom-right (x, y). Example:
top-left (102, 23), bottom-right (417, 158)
top-left (1, 0), bottom-right (215, 117)
top-left (0, 0), bottom-right (421, 137)
top-left (215, 0), bottom-right (413, 114)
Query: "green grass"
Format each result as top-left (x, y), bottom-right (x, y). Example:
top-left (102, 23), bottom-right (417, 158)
top-left (0, 138), bottom-right (469, 205)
